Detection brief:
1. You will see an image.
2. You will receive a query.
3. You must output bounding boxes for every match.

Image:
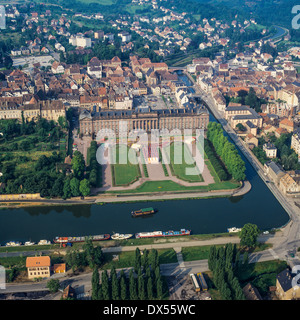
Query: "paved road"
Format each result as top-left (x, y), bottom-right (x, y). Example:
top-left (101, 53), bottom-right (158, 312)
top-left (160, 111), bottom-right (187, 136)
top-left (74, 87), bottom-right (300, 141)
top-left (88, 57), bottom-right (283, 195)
top-left (188, 73), bottom-right (300, 261)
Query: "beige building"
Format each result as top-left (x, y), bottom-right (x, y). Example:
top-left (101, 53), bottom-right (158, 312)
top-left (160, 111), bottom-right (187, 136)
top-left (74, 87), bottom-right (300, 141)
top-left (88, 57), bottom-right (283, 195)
top-left (0, 100), bottom-right (65, 122)
top-left (79, 107), bottom-right (209, 135)
top-left (276, 269), bottom-right (300, 300)
top-left (26, 256), bottom-right (51, 279)
top-left (291, 132), bottom-right (300, 160)
top-left (225, 106), bottom-right (263, 129)
top-left (279, 173), bottom-right (300, 194)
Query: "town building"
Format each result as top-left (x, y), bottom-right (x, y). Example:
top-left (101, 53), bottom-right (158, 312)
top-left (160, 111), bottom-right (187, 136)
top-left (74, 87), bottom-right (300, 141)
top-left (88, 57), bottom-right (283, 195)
top-left (79, 107), bottom-right (209, 135)
top-left (291, 131), bottom-right (300, 160)
top-left (279, 173), bottom-right (300, 195)
top-left (264, 161), bottom-right (285, 185)
top-left (26, 256), bottom-right (51, 279)
top-left (242, 283), bottom-right (262, 300)
top-left (263, 142), bottom-right (277, 158)
top-left (276, 268), bottom-right (300, 300)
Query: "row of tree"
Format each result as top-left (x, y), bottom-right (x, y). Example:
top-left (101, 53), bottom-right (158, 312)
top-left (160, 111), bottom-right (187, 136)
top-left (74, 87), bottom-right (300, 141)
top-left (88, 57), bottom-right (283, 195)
top-left (207, 122), bottom-right (246, 181)
top-left (204, 139), bottom-right (228, 181)
top-left (92, 248), bottom-right (164, 300)
top-left (208, 243), bottom-right (246, 300)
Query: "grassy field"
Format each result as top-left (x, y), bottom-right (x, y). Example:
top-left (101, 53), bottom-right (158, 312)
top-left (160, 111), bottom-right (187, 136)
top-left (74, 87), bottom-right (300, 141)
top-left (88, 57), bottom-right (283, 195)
top-left (111, 145), bottom-right (141, 186)
top-left (237, 260), bottom-right (287, 296)
top-left (99, 249), bottom-right (178, 270)
top-left (164, 143), bottom-right (204, 182)
top-left (106, 179), bottom-right (240, 194)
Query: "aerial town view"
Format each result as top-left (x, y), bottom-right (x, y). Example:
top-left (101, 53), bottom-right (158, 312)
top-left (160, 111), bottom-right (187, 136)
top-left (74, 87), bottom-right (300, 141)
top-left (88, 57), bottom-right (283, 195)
top-left (0, 0), bottom-right (300, 311)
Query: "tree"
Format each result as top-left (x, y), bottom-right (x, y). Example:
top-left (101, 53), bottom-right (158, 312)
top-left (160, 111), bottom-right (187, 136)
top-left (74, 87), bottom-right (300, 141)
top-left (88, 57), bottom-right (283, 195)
top-left (79, 179), bottom-right (91, 197)
top-left (129, 269), bottom-right (137, 300)
top-left (63, 178), bottom-right (72, 199)
top-left (71, 151), bottom-right (85, 179)
top-left (47, 279), bottom-right (60, 293)
top-left (92, 267), bottom-right (100, 300)
top-left (111, 266), bottom-right (119, 300)
top-left (147, 276), bottom-right (153, 300)
top-left (70, 177), bottom-right (80, 197)
top-left (58, 116), bottom-right (67, 129)
top-left (120, 270), bottom-right (127, 300)
top-left (239, 223), bottom-right (260, 248)
top-left (134, 248), bottom-right (141, 273)
top-left (138, 274), bottom-right (145, 300)
top-left (101, 270), bottom-right (110, 300)
top-left (156, 276), bottom-right (163, 300)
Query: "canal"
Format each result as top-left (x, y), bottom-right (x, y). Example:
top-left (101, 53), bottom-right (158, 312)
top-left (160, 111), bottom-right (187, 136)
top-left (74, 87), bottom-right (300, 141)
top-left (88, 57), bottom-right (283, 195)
top-left (0, 73), bottom-right (290, 245)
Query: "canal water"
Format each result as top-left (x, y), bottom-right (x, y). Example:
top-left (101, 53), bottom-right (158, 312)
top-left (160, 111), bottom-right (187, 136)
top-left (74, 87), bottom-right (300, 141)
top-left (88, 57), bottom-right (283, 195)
top-left (0, 74), bottom-right (290, 245)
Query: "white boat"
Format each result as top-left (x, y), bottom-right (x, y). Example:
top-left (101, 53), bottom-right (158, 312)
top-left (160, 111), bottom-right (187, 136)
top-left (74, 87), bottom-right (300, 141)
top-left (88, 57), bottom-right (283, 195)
top-left (135, 231), bottom-right (163, 239)
top-left (5, 241), bottom-right (21, 247)
top-left (227, 227), bottom-right (242, 233)
top-left (111, 233), bottom-right (133, 240)
top-left (24, 241), bottom-right (35, 246)
top-left (38, 240), bottom-right (51, 245)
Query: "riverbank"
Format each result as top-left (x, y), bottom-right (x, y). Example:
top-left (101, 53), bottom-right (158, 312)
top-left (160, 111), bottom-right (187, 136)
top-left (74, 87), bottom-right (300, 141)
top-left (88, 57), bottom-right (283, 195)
top-left (0, 180), bottom-right (251, 208)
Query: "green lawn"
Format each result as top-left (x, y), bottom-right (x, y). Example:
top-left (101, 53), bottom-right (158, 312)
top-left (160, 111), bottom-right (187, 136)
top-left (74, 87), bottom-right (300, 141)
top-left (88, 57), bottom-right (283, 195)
top-left (102, 249), bottom-right (177, 270)
top-left (106, 179), bottom-right (240, 194)
top-left (165, 143), bottom-right (204, 182)
top-left (182, 245), bottom-right (224, 261)
top-left (237, 260), bottom-right (287, 296)
top-left (111, 145), bottom-right (141, 186)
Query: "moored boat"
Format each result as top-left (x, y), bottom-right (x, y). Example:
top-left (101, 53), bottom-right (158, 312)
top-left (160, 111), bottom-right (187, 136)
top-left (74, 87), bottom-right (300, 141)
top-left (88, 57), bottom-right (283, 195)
top-left (53, 234), bottom-right (110, 243)
top-left (111, 233), bottom-right (133, 240)
top-left (24, 241), bottom-right (35, 246)
top-left (5, 241), bottom-right (21, 247)
top-left (38, 239), bottom-right (51, 245)
top-left (135, 231), bottom-right (163, 239)
top-left (135, 229), bottom-right (191, 239)
top-left (162, 229), bottom-right (191, 237)
top-left (131, 207), bottom-right (156, 217)
top-left (227, 227), bottom-right (241, 233)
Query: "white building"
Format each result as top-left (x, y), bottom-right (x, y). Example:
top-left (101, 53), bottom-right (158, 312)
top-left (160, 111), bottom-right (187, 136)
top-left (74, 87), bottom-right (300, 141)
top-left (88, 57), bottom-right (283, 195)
top-left (263, 142), bottom-right (277, 158)
top-left (291, 132), bottom-right (300, 161)
top-left (118, 31), bottom-right (131, 43)
top-left (69, 35), bottom-right (92, 48)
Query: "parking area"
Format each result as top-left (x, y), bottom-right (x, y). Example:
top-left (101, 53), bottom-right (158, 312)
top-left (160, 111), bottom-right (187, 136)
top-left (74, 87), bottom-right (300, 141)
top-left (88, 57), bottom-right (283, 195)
top-left (134, 94), bottom-right (180, 110)
top-left (167, 274), bottom-right (211, 300)
top-left (12, 55), bottom-right (54, 70)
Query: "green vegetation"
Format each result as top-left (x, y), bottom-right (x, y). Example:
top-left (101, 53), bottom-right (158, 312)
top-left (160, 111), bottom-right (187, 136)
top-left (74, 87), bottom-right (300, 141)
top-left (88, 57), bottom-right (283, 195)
top-left (208, 243), bottom-right (246, 300)
top-left (106, 179), bottom-right (240, 194)
top-left (239, 223), bottom-right (260, 249)
top-left (111, 145), bottom-right (141, 186)
top-left (253, 134), bottom-right (300, 170)
top-left (87, 141), bottom-right (102, 188)
top-left (207, 122), bottom-right (246, 181)
top-left (237, 260), bottom-right (287, 296)
top-left (165, 142), bottom-right (204, 182)
top-left (102, 249), bottom-right (177, 270)
top-left (91, 248), bottom-right (169, 300)
top-left (204, 139), bottom-right (228, 181)
top-left (47, 279), bottom-right (60, 293)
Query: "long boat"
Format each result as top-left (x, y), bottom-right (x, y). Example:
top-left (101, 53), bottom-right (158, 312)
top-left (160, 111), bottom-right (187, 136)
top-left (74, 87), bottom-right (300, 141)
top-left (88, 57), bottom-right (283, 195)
top-left (131, 207), bottom-right (156, 217)
top-left (135, 229), bottom-right (191, 239)
top-left (53, 234), bottom-right (110, 243)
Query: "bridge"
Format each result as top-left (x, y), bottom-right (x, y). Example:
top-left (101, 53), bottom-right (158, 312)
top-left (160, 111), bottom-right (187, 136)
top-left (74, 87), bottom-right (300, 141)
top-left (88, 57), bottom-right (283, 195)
top-left (168, 66), bottom-right (187, 71)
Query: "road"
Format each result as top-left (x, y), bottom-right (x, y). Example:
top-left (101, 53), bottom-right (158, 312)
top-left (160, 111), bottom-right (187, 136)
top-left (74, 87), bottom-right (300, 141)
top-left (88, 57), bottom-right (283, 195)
top-left (0, 233), bottom-right (289, 296)
top-left (187, 72), bottom-right (300, 262)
